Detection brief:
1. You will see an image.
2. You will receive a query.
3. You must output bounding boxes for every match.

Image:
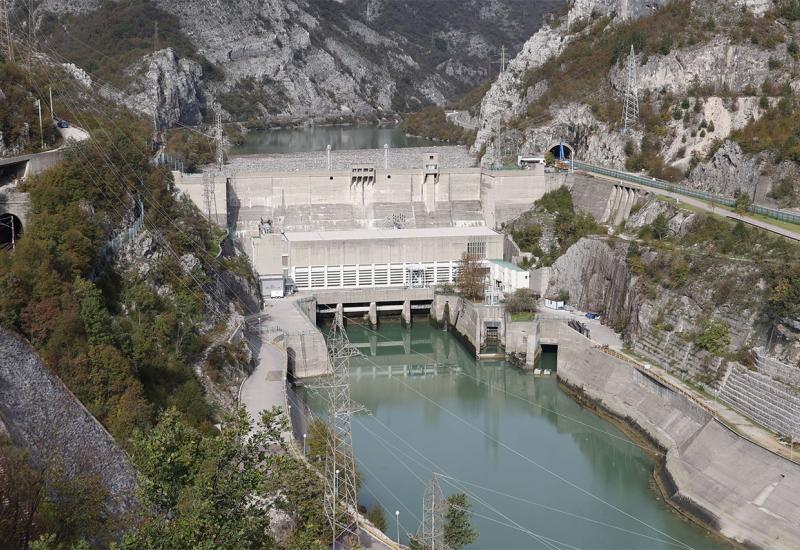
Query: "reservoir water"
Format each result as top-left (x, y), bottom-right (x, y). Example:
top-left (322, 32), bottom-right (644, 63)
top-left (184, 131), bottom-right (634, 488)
top-left (231, 124), bottom-right (440, 155)
top-left (297, 321), bottom-right (725, 549)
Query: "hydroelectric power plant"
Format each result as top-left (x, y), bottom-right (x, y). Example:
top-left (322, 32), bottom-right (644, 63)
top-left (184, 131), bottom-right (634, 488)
top-left (182, 129), bottom-right (799, 549)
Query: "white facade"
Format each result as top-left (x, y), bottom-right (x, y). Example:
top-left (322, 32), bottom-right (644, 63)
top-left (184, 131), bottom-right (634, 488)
top-left (283, 227), bottom-right (504, 291)
top-left (488, 259), bottom-right (530, 295)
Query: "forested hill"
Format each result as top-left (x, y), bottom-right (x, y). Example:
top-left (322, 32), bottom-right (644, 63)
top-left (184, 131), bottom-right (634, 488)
top-left (24, 0), bottom-right (563, 125)
top-left (0, 57), bottom-right (330, 548)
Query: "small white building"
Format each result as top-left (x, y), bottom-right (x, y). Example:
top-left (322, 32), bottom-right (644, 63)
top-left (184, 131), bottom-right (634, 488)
top-left (544, 297), bottom-right (566, 310)
top-left (487, 259), bottom-right (529, 295)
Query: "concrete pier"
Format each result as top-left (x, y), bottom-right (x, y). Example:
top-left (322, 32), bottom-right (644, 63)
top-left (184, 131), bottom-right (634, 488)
top-left (401, 300), bottom-right (412, 328)
top-left (368, 302), bottom-right (378, 329)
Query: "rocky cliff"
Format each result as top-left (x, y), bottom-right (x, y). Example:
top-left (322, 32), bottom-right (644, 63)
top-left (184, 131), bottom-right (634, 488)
top-left (472, 0), bottom-right (800, 208)
top-left (32, 0), bottom-right (563, 123)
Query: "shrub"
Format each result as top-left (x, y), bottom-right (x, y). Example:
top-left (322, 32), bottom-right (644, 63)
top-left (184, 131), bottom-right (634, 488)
top-left (505, 289), bottom-right (537, 315)
top-left (694, 318), bottom-right (731, 355)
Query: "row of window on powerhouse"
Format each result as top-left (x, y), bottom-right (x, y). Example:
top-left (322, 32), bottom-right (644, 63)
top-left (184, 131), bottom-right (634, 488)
top-left (291, 261), bottom-right (461, 289)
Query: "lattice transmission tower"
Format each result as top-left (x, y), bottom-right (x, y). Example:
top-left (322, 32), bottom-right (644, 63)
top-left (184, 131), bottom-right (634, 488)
top-left (312, 318), bottom-right (363, 549)
top-left (623, 45), bottom-right (639, 132)
top-left (215, 111), bottom-right (225, 173)
top-left (416, 474), bottom-right (449, 550)
top-left (0, 0), bottom-right (14, 62)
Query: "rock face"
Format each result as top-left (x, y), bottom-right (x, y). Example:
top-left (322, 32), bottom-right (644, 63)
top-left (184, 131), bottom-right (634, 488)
top-left (35, 0), bottom-right (564, 121)
top-left (473, 0), bottom-right (673, 162)
top-left (686, 140), bottom-right (764, 197)
top-left (124, 49), bottom-right (205, 127)
top-left (473, 0), bottom-right (788, 185)
top-left (0, 328), bottom-right (137, 514)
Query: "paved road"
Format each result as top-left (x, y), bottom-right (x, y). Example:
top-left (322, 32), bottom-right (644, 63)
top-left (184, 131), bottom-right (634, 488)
top-left (584, 171), bottom-right (800, 241)
top-left (239, 325), bottom-right (287, 435)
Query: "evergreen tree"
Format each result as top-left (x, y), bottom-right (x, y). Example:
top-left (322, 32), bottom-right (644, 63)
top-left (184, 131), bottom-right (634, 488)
top-left (444, 493), bottom-right (478, 550)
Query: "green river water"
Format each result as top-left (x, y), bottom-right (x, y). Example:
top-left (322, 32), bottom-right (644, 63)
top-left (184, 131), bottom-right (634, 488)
top-left (231, 124), bottom-right (440, 155)
top-left (297, 320), bottom-right (726, 550)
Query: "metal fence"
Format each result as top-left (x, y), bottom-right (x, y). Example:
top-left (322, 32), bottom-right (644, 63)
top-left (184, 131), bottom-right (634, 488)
top-left (574, 161), bottom-right (800, 226)
top-left (101, 200), bottom-right (144, 258)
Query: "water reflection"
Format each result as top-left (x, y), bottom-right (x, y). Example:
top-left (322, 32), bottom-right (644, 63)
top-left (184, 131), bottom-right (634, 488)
top-left (299, 321), bottom-right (724, 549)
top-left (231, 124), bottom-right (441, 155)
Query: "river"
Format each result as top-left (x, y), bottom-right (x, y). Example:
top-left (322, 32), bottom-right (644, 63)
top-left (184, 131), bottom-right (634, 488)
top-left (297, 320), bottom-right (725, 549)
top-left (230, 124), bottom-right (440, 155)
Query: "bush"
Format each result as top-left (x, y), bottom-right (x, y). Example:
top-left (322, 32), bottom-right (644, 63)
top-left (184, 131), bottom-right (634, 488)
top-left (505, 289), bottom-right (537, 316)
top-left (694, 318), bottom-right (731, 355)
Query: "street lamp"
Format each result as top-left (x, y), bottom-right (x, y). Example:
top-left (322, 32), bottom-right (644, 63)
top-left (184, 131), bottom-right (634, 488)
top-left (332, 469), bottom-right (340, 550)
top-left (303, 433), bottom-right (307, 457)
top-left (395, 510), bottom-right (400, 545)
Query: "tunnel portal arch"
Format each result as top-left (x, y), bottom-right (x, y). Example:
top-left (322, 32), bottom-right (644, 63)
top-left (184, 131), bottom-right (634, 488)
top-left (548, 142), bottom-right (574, 161)
top-left (0, 213), bottom-right (23, 249)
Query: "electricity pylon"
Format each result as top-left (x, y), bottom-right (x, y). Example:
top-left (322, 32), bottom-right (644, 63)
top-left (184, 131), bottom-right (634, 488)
top-left (0, 0), bottom-right (14, 62)
top-left (417, 473), bottom-right (449, 550)
top-left (215, 111), bottom-right (225, 173)
top-left (311, 318), bottom-right (363, 549)
top-left (623, 45), bottom-right (639, 132)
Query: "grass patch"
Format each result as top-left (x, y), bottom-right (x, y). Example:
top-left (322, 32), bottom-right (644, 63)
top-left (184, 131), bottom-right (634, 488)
top-left (511, 311), bottom-right (536, 322)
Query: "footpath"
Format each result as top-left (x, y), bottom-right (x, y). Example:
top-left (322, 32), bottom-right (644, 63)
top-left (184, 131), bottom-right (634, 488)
top-left (237, 300), bottom-right (398, 550)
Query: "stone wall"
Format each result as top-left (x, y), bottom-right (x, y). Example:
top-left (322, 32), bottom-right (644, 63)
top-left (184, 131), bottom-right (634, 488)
top-left (557, 331), bottom-right (800, 549)
top-left (0, 329), bottom-right (136, 514)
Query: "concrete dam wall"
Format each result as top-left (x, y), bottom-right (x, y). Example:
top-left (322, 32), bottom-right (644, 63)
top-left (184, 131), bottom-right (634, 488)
top-left (556, 330), bottom-right (800, 550)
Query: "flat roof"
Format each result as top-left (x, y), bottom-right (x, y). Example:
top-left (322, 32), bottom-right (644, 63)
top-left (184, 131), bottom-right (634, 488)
top-left (285, 226), bottom-right (499, 242)
top-left (488, 259), bottom-right (527, 272)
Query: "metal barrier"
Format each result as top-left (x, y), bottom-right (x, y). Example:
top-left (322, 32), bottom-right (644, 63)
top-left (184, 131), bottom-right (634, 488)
top-left (100, 199), bottom-right (144, 258)
top-left (574, 161), bottom-right (800, 226)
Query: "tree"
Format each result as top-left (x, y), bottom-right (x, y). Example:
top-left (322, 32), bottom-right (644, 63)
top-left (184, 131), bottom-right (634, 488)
top-left (650, 213), bottom-right (670, 240)
top-left (505, 289), bottom-right (537, 318)
top-left (455, 252), bottom-right (486, 301)
top-left (366, 504), bottom-right (387, 532)
top-left (444, 493), bottom-right (478, 550)
top-left (544, 151), bottom-right (556, 166)
top-left (734, 191), bottom-right (752, 214)
top-left (125, 407), bottom-right (286, 549)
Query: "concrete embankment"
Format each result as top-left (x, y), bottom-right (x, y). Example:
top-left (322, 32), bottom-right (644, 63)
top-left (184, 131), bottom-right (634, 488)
top-left (556, 329), bottom-right (800, 549)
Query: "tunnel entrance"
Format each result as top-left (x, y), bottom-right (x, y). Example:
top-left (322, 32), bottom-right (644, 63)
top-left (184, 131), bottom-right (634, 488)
top-left (548, 143), bottom-right (573, 161)
top-left (540, 344), bottom-right (558, 372)
top-left (0, 213), bottom-right (22, 250)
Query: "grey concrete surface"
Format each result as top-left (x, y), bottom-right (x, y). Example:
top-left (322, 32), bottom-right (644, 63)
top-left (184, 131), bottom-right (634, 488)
top-left (557, 331), bottom-right (800, 550)
top-left (228, 145), bottom-right (475, 172)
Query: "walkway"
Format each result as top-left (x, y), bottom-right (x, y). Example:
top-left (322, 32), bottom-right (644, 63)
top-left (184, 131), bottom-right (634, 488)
top-left (580, 170), bottom-right (800, 241)
top-left (239, 320), bottom-right (287, 434)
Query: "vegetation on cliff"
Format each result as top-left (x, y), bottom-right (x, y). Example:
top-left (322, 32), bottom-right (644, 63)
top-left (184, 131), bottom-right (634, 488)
top-left (38, 0), bottom-right (218, 88)
top-left (0, 63), bottom-right (60, 155)
top-left (506, 186), bottom-right (603, 267)
top-left (401, 106), bottom-right (476, 145)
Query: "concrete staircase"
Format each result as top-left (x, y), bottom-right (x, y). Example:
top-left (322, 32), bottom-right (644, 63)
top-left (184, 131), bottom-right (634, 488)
top-left (718, 366), bottom-right (800, 438)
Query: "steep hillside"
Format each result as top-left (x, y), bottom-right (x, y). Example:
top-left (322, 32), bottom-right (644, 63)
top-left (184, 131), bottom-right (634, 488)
top-left (473, 0), bottom-right (800, 210)
top-left (23, 0), bottom-right (563, 125)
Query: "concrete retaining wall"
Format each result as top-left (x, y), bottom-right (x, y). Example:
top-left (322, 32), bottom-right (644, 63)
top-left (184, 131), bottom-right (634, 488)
top-left (0, 329), bottom-right (136, 514)
top-left (557, 331), bottom-right (800, 549)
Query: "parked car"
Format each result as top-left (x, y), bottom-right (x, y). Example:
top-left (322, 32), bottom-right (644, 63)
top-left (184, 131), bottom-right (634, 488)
top-left (585, 312), bottom-right (600, 320)
top-left (57, 120), bottom-right (69, 129)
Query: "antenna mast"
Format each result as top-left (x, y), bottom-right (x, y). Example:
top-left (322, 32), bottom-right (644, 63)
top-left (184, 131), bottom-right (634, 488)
top-left (623, 45), bottom-right (639, 132)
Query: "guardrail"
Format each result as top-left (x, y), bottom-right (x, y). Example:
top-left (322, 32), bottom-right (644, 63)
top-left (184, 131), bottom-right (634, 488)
top-left (574, 161), bottom-right (800, 226)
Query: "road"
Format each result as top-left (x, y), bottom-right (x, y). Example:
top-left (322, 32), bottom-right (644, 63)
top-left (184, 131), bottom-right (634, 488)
top-left (582, 170), bottom-right (800, 242)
